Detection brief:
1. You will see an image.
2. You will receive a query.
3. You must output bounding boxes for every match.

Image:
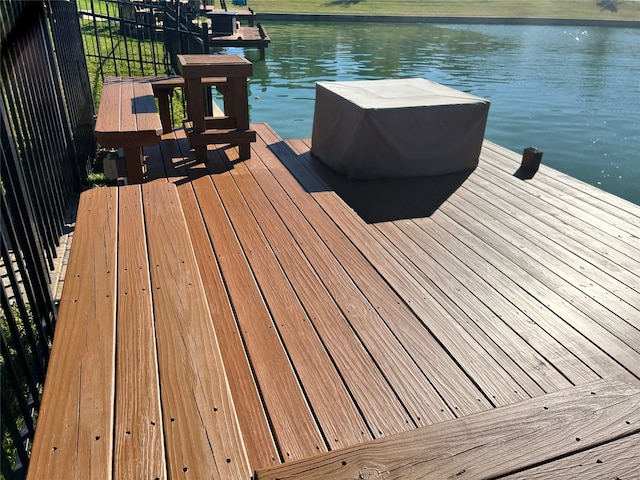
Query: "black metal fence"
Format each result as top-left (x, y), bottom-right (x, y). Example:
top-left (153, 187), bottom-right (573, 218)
top-left (1, 1), bottom-right (95, 478)
top-left (79, 0), bottom-right (212, 86)
top-left (79, 0), bottom-right (215, 125)
top-left (1, 2), bottom-right (220, 477)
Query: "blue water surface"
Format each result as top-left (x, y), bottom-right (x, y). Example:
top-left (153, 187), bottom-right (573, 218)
top-left (232, 22), bottom-right (639, 204)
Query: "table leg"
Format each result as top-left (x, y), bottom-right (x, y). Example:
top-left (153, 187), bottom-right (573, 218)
top-left (226, 76), bottom-right (251, 160)
top-left (184, 77), bottom-right (208, 162)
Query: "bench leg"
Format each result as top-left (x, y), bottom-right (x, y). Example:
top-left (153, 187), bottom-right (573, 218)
top-left (156, 90), bottom-right (173, 134)
top-left (238, 143), bottom-right (251, 160)
top-left (184, 77), bottom-right (209, 163)
top-left (123, 147), bottom-right (145, 184)
top-left (194, 145), bottom-right (208, 163)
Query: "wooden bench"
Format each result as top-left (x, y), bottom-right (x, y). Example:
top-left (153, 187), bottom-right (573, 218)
top-left (94, 77), bottom-right (163, 184)
top-left (26, 183), bottom-right (250, 480)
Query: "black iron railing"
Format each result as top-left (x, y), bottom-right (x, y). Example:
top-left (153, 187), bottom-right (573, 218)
top-left (1, 1), bottom-right (94, 478)
top-left (79, 0), bottom-right (213, 125)
top-left (79, 0), bottom-right (211, 82)
top-left (1, 2), bottom-right (218, 477)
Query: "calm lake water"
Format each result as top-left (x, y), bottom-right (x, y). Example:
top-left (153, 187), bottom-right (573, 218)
top-left (236, 22), bottom-right (640, 205)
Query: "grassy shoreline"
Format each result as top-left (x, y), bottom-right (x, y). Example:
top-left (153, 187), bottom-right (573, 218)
top-left (249, 0), bottom-right (640, 22)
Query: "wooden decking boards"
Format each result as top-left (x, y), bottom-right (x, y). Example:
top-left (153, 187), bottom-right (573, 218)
top-left (114, 185), bottom-right (165, 480)
top-left (29, 122), bottom-right (639, 479)
top-left (149, 123), bottom-right (638, 476)
top-left (208, 26), bottom-right (271, 59)
top-left (146, 123), bottom-right (639, 474)
top-left (255, 379), bottom-right (640, 480)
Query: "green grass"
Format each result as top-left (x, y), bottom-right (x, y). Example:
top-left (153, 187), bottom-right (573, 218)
top-left (80, 19), bottom-right (173, 100)
top-left (80, 10), bottom-right (194, 125)
top-left (86, 162), bottom-right (113, 188)
top-left (77, 0), bottom-right (111, 16)
top-left (79, 0), bottom-right (640, 22)
top-left (1, 304), bottom-right (38, 480)
top-left (250, 0), bottom-right (640, 21)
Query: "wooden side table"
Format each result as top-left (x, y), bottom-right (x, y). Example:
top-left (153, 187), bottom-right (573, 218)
top-left (178, 54), bottom-right (256, 162)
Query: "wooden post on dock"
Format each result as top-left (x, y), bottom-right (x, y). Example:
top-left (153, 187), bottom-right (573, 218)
top-left (521, 147), bottom-right (543, 173)
top-left (514, 146), bottom-right (543, 180)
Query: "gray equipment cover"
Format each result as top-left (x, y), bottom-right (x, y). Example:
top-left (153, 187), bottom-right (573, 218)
top-left (311, 78), bottom-right (490, 179)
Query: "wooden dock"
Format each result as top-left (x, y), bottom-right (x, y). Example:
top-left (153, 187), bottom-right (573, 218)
top-left (28, 123), bottom-right (640, 479)
top-left (199, 3), bottom-right (269, 57)
top-left (209, 25), bottom-right (270, 59)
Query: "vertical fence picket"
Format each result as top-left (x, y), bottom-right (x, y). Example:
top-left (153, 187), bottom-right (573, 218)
top-left (40, 3), bottom-right (84, 207)
top-left (17, 13), bottom-right (64, 256)
top-left (1, 99), bottom-right (55, 341)
top-left (1, 238), bottom-right (47, 381)
top-left (0, 327), bottom-right (37, 437)
top-left (49, 0), bottom-right (96, 183)
top-left (34, 9), bottom-right (70, 220)
top-left (2, 48), bottom-right (56, 271)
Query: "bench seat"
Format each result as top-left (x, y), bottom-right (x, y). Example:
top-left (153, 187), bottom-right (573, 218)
top-left (94, 77), bottom-right (163, 184)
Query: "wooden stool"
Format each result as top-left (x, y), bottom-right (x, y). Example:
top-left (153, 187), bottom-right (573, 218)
top-left (151, 76), bottom-right (227, 134)
top-left (177, 54), bottom-right (256, 162)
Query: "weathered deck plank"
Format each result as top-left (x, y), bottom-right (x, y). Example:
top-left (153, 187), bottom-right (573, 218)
top-left (208, 154), bottom-right (374, 450)
top-left (466, 156), bottom-right (640, 311)
top-left (176, 178), bottom-right (280, 470)
top-left (284, 132), bottom-right (640, 386)
top-left (482, 143), bottom-right (640, 262)
top-left (26, 188), bottom-right (118, 480)
top-left (375, 219), bottom-right (575, 393)
top-left (260, 136), bottom-right (494, 418)
top-left (467, 167), bottom-right (640, 307)
top-left (455, 183), bottom-right (639, 316)
top-left (390, 216), bottom-right (600, 386)
top-left (142, 182), bottom-right (250, 479)
top-left (484, 142), bottom-right (640, 235)
top-left (255, 379), bottom-right (640, 480)
top-left (282, 139), bottom-right (538, 406)
top-left (498, 432), bottom-right (640, 479)
top-left (225, 160), bottom-right (422, 435)
top-left (189, 172), bottom-right (327, 462)
top-left (417, 209), bottom-right (637, 382)
top-left (436, 199), bottom-right (640, 377)
top-left (237, 142), bottom-right (462, 428)
top-left (113, 185), bottom-right (165, 480)
top-left (150, 125), bottom-right (640, 479)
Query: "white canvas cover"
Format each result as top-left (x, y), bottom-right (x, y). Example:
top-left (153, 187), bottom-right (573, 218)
top-left (311, 78), bottom-right (490, 179)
